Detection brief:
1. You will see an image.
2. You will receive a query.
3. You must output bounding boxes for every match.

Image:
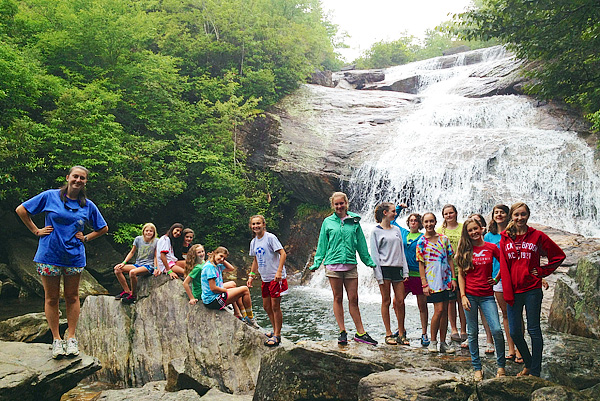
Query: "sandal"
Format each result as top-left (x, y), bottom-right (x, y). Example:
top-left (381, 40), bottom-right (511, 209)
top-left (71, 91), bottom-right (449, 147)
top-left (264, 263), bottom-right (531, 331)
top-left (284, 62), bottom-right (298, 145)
top-left (496, 368), bottom-right (506, 377)
top-left (385, 335), bottom-right (397, 345)
top-left (264, 331), bottom-right (274, 338)
top-left (515, 356), bottom-right (524, 364)
top-left (264, 335), bottom-right (281, 347)
top-left (399, 335), bottom-right (410, 346)
top-left (450, 333), bottom-right (461, 342)
top-left (474, 370), bottom-right (484, 382)
top-left (460, 333), bottom-right (468, 342)
top-left (516, 368), bottom-right (530, 377)
top-left (505, 354), bottom-right (516, 362)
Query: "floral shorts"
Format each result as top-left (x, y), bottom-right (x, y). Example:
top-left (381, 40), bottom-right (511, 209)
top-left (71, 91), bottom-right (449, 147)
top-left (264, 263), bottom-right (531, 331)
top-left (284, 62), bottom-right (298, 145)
top-left (36, 263), bottom-right (84, 277)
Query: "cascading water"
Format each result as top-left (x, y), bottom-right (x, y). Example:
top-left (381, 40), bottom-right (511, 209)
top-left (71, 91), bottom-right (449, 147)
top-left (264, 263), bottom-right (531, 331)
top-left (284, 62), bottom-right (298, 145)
top-left (309, 46), bottom-right (600, 297)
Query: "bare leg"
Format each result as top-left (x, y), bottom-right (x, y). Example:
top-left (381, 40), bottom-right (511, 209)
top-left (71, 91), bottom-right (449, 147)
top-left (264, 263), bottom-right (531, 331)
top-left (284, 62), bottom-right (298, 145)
top-left (431, 301), bottom-right (445, 342)
top-left (344, 278), bottom-right (365, 334)
top-left (329, 277), bottom-right (346, 332)
top-left (392, 281), bottom-right (406, 335)
top-left (379, 281), bottom-right (392, 336)
top-left (63, 273), bottom-right (81, 339)
top-left (113, 264), bottom-right (131, 293)
top-left (41, 275), bottom-right (62, 340)
top-left (263, 296), bottom-right (274, 329)
top-left (171, 264), bottom-right (185, 275)
top-left (416, 294), bottom-right (429, 335)
top-left (448, 299), bottom-right (459, 335)
top-left (129, 267), bottom-right (149, 297)
top-left (458, 297), bottom-right (467, 336)
top-left (440, 299), bottom-right (449, 343)
top-left (270, 297), bottom-right (283, 337)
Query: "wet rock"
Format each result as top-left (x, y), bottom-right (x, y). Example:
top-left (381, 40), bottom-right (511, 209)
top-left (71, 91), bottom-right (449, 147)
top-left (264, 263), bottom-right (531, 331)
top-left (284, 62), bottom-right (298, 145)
top-left (0, 340), bottom-right (100, 401)
top-left (371, 75), bottom-right (420, 94)
top-left (476, 376), bottom-right (559, 401)
top-left (549, 250), bottom-right (600, 339)
top-left (78, 278), bottom-right (267, 393)
top-left (530, 385), bottom-right (593, 401)
top-left (96, 381), bottom-right (201, 401)
top-left (443, 45), bottom-right (471, 56)
top-left (452, 57), bottom-right (528, 98)
top-left (200, 388), bottom-right (253, 400)
top-left (0, 312), bottom-right (67, 343)
top-left (357, 367), bottom-right (473, 401)
top-left (308, 70), bottom-right (333, 87)
top-left (5, 237), bottom-right (108, 298)
top-left (333, 70), bottom-right (385, 89)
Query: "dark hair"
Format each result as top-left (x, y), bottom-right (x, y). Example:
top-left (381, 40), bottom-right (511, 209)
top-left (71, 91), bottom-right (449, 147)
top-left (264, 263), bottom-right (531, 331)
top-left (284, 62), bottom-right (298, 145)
top-left (374, 202), bottom-right (394, 223)
top-left (468, 213), bottom-right (487, 235)
top-left (505, 202), bottom-right (530, 239)
top-left (165, 223), bottom-right (184, 255)
top-left (441, 204), bottom-right (458, 230)
top-left (422, 212), bottom-right (437, 224)
top-left (406, 213), bottom-right (423, 230)
top-left (455, 218), bottom-right (483, 274)
top-left (488, 204), bottom-right (510, 235)
top-left (59, 166), bottom-right (89, 207)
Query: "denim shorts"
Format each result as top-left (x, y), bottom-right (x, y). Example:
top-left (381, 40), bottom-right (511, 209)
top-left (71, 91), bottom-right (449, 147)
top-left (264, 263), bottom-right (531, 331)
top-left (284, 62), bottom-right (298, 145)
top-left (36, 263), bottom-right (84, 277)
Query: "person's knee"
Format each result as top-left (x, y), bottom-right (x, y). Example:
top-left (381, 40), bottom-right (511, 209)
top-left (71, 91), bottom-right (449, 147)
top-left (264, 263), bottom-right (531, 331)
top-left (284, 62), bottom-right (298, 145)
top-left (64, 292), bottom-right (80, 305)
top-left (129, 270), bottom-right (137, 279)
top-left (45, 295), bottom-right (60, 307)
top-left (381, 295), bottom-right (391, 307)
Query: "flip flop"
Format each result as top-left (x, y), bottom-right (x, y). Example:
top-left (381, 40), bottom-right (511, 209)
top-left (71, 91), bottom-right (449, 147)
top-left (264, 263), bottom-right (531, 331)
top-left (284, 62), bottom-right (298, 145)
top-left (450, 333), bottom-right (461, 342)
top-left (460, 333), bottom-right (468, 342)
top-left (516, 368), bottom-right (530, 377)
top-left (515, 356), bottom-right (525, 364)
top-left (264, 336), bottom-right (281, 347)
top-left (506, 354), bottom-right (516, 362)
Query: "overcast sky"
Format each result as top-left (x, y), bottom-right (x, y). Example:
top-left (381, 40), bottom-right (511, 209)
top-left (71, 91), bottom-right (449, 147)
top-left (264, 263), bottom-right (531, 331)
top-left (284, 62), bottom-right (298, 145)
top-left (320, 0), bottom-right (473, 61)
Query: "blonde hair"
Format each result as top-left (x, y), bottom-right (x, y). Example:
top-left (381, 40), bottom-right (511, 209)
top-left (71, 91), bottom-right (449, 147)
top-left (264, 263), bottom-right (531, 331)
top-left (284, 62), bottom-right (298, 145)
top-left (440, 204), bottom-right (457, 231)
top-left (455, 218), bottom-right (482, 274)
top-left (184, 244), bottom-right (204, 276)
top-left (141, 223), bottom-right (157, 240)
top-left (249, 214), bottom-right (266, 237)
top-left (505, 202), bottom-right (530, 239)
top-left (209, 246), bottom-right (229, 264)
top-left (329, 192), bottom-right (349, 208)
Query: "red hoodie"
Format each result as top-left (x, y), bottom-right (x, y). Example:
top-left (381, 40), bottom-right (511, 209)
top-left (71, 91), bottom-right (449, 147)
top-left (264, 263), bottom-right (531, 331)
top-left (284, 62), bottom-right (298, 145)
top-left (499, 226), bottom-right (565, 306)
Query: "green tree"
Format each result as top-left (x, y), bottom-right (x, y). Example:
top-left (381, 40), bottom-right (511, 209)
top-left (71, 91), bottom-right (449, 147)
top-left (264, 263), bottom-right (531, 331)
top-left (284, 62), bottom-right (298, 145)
top-left (354, 36), bottom-right (417, 69)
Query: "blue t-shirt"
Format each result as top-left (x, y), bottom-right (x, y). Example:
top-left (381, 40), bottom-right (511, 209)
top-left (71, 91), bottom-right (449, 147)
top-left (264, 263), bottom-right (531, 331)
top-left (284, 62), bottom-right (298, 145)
top-left (484, 232), bottom-right (501, 277)
top-left (392, 220), bottom-right (423, 275)
top-left (22, 189), bottom-right (107, 267)
top-left (201, 261), bottom-right (225, 304)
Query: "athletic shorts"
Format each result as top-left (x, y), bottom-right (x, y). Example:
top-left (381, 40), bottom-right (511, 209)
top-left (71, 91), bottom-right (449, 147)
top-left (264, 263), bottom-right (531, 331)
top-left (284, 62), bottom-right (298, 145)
top-left (203, 292), bottom-right (228, 310)
top-left (381, 266), bottom-right (404, 282)
top-left (36, 263), bottom-right (84, 277)
top-left (261, 279), bottom-right (289, 298)
top-left (404, 276), bottom-right (424, 295)
top-left (427, 290), bottom-right (450, 304)
top-left (133, 264), bottom-right (155, 275)
top-left (325, 266), bottom-right (358, 279)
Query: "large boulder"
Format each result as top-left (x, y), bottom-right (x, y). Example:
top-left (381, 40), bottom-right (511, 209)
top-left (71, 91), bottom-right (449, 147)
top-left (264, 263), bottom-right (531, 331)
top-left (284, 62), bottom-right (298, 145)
top-left (94, 381), bottom-right (201, 401)
top-left (0, 312), bottom-right (67, 343)
top-left (476, 376), bottom-right (560, 401)
top-left (333, 70), bottom-right (385, 89)
top-left (78, 276), bottom-right (269, 394)
top-left (5, 237), bottom-right (107, 298)
top-left (0, 340), bottom-right (100, 401)
top-left (308, 70), bottom-right (333, 87)
top-left (549, 251), bottom-right (600, 339)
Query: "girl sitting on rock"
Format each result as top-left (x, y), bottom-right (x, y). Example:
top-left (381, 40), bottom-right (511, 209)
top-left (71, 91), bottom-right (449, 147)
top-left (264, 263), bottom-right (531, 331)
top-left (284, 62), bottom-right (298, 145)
top-left (201, 247), bottom-right (258, 328)
top-left (370, 202), bottom-right (409, 346)
top-left (156, 223), bottom-right (184, 279)
top-left (113, 223), bottom-right (158, 305)
top-left (417, 212), bottom-right (456, 354)
top-left (456, 217), bottom-right (506, 381)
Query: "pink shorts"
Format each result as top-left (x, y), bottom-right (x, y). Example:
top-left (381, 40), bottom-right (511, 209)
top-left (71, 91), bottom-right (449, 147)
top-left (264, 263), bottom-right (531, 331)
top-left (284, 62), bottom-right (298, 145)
top-left (261, 279), bottom-right (289, 298)
top-left (404, 276), bottom-right (424, 296)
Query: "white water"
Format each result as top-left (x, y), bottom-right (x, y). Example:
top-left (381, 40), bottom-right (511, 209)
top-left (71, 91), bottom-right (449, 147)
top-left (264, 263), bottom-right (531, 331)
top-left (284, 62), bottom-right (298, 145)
top-left (310, 46), bottom-right (600, 297)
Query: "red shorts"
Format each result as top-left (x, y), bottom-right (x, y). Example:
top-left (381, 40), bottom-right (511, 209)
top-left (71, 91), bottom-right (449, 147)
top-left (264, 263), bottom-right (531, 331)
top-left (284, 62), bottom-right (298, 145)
top-left (404, 276), bottom-right (424, 296)
top-left (261, 279), bottom-right (288, 298)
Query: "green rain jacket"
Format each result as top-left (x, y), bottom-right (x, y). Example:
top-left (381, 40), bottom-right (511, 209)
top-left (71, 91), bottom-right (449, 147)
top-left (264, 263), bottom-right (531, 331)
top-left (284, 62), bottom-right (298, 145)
top-left (310, 211), bottom-right (375, 269)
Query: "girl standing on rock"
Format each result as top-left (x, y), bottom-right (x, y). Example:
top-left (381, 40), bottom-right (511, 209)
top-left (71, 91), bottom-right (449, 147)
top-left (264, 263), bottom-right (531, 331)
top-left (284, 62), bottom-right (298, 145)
top-left (392, 207), bottom-right (430, 347)
top-left (456, 218), bottom-right (506, 381)
top-left (247, 215), bottom-right (288, 347)
top-left (113, 223), bottom-right (158, 305)
top-left (499, 202), bottom-right (565, 377)
top-left (437, 204), bottom-right (467, 345)
top-left (417, 212), bottom-right (456, 353)
top-left (15, 166), bottom-right (108, 359)
top-left (484, 204), bottom-right (523, 363)
top-left (309, 192), bottom-right (378, 346)
top-left (370, 202), bottom-right (409, 346)
top-left (156, 223), bottom-right (184, 279)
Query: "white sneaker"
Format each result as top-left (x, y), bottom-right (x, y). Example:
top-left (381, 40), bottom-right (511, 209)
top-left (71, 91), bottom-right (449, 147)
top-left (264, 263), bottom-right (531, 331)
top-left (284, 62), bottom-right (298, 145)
top-left (428, 340), bottom-right (438, 353)
top-left (52, 339), bottom-right (66, 359)
top-left (65, 338), bottom-right (80, 357)
top-left (242, 316), bottom-right (260, 329)
top-left (440, 342), bottom-right (456, 354)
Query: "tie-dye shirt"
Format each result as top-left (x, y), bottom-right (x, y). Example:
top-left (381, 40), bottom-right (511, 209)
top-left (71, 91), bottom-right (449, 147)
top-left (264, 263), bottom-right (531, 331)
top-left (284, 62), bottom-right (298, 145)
top-left (416, 234), bottom-right (454, 293)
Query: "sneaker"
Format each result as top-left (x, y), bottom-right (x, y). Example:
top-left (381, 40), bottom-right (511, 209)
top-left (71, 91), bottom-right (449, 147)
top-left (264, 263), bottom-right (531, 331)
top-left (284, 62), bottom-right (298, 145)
top-left (122, 294), bottom-right (136, 304)
top-left (242, 316), bottom-right (260, 329)
top-left (65, 338), bottom-right (80, 357)
top-left (428, 340), bottom-right (438, 353)
top-left (421, 334), bottom-right (430, 347)
top-left (114, 291), bottom-right (129, 300)
top-left (338, 330), bottom-right (348, 345)
top-left (354, 332), bottom-right (378, 345)
top-left (440, 342), bottom-right (456, 354)
top-left (52, 339), bottom-right (66, 359)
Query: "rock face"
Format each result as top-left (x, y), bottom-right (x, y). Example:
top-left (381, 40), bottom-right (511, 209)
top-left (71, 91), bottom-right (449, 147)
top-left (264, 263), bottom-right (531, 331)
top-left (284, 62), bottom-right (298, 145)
top-left (308, 70), bottom-right (333, 87)
top-left (549, 251), bottom-right (600, 339)
top-left (78, 276), bottom-right (268, 394)
top-left (333, 69), bottom-right (385, 89)
top-left (0, 340), bottom-right (100, 401)
top-left (0, 312), bottom-right (67, 343)
top-left (95, 381), bottom-right (202, 401)
top-left (5, 237), bottom-right (108, 298)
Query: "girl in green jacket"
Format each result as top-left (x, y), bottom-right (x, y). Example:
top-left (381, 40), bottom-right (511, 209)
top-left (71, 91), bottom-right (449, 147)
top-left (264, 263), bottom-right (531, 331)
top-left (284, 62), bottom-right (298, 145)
top-left (309, 192), bottom-right (378, 346)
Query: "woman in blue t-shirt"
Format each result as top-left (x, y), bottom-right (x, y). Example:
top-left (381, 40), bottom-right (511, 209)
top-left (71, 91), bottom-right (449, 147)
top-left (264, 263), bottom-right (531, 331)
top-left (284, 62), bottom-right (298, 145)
top-left (15, 166), bottom-right (108, 359)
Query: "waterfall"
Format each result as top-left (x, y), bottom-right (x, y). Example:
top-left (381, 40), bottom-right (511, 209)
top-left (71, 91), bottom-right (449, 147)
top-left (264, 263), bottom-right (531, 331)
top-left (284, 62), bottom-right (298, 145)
top-left (310, 46), bottom-right (600, 297)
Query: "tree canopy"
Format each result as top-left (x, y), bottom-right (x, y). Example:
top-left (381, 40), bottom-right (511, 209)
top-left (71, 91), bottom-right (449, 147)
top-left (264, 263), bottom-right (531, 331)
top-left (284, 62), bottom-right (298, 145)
top-left (0, 0), bottom-right (341, 249)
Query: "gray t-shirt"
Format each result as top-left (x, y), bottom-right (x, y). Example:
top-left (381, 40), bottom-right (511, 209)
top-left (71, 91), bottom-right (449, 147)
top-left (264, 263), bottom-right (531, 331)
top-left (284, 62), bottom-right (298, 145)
top-left (249, 232), bottom-right (286, 282)
top-left (133, 236), bottom-right (157, 266)
top-left (370, 225), bottom-right (408, 278)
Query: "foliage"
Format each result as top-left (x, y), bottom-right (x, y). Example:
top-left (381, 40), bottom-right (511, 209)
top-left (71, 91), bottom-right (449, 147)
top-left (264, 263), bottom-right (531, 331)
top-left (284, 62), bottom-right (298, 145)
top-left (452, 0), bottom-right (600, 131)
top-left (112, 223), bottom-right (144, 245)
top-left (0, 0), bottom-right (341, 250)
top-left (354, 35), bottom-right (417, 69)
